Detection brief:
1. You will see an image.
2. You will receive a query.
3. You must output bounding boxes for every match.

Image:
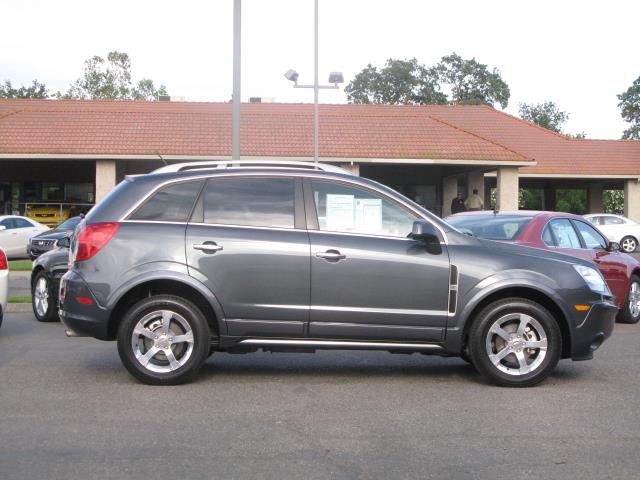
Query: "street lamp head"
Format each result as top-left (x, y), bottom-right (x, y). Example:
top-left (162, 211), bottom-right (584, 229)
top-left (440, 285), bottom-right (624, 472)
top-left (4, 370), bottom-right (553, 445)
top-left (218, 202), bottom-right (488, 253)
top-left (328, 72), bottom-right (344, 85)
top-left (284, 69), bottom-right (299, 83)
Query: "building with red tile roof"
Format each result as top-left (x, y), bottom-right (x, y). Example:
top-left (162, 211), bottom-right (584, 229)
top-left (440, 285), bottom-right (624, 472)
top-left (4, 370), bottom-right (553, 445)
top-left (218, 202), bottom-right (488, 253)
top-left (0, 99), bottom-right (638, 220)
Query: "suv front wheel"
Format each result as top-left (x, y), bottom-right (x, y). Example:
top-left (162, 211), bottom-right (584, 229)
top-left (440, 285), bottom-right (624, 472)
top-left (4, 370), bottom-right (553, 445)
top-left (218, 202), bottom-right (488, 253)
top-left (469, 298), bottom-right (561, 387)
top-left (117, 295), bottom-right (210, 385)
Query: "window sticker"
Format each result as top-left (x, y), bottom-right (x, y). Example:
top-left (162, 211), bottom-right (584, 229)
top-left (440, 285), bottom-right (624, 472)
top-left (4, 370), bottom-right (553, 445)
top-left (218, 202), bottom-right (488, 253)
top-left (355, 198), bottom-right (382, 233)
top-left (326, 194), bottom-right (355, 231)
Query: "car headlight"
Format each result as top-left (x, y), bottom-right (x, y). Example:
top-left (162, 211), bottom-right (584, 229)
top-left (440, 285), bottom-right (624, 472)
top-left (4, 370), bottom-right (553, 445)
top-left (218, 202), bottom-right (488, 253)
top-left (573, 265), bottom-right (610, 295)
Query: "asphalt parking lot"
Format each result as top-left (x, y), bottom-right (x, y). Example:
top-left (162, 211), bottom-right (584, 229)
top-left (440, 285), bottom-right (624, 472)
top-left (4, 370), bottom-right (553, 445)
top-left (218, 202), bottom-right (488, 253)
top-left (1, 312), bottom-right (639, 480)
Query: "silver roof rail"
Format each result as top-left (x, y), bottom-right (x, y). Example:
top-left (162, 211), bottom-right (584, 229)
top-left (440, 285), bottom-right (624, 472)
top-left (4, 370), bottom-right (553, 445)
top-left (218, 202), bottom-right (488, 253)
top-left (152, 160), bottom-right (351, 175)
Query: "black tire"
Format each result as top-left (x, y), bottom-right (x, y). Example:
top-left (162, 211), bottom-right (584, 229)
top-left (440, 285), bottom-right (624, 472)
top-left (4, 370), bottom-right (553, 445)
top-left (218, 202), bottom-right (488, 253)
top-left (117, 295), bottom-right (210, 385)
top-left (620, 236), bottom-right (638, 253)
top-left (617, 275), bottom-right (640, 324)
top-left (31, 271), bottom-right (59, 322)
top-left (468, 298), bottom-right (561, 387)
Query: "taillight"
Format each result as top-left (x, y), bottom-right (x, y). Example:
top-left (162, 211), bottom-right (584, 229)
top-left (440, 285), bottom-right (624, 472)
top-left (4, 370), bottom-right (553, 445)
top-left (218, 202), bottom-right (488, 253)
top-left (0, 250), bottom-right (7, 270)
top-left (74, 222), bottom-right (120, 262)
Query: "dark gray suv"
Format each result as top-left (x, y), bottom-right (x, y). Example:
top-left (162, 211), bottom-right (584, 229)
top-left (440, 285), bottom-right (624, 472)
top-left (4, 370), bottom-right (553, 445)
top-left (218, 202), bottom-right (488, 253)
top-left (59, 161), bottom-right (617, 387)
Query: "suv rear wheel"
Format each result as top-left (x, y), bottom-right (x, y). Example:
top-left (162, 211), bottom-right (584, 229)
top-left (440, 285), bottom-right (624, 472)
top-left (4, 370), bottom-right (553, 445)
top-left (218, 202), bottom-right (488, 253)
top-left (469, 298), bottom-right (561, 387)
top-left (117, 295), bottom-right (210, 385)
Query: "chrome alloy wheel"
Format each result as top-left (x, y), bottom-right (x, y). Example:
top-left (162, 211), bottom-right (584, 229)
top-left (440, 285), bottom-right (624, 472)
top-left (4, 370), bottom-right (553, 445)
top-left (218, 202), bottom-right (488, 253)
top-left (629, 282), bottom-right (640, 319)
top-left (485, 313), bottom-right (548, 376)
top-left (34, 277), bottom-right (49, 317)
top-left (131, 310), bottom-right (195, 373)
top-left (621, 237), bottom-right (637, 253)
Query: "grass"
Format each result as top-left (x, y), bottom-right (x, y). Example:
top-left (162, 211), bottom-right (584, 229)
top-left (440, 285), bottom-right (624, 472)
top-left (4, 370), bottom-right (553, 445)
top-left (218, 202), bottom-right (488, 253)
top-left (8, 296), bottom-right (31, 304)
top-left (8, 259), bottom-right (32, 271)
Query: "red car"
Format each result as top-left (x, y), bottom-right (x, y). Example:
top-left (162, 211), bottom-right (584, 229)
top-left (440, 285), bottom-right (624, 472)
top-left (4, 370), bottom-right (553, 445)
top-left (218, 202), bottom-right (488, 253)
top-left (446, 211), bottom-right (640, 324)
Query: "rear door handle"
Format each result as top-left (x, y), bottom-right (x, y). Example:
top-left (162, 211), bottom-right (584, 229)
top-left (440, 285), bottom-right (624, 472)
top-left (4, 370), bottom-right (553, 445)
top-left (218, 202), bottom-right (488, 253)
top-left (193, 242), bottom-right (223, 254)
top-left (315, 250), bottom-right (346, 261)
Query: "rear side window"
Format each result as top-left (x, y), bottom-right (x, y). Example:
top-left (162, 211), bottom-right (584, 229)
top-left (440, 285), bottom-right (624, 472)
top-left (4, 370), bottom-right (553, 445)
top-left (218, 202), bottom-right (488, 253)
top-left (203, 177), bottom-right (295, 228)
top-left (446, 215), bottom-right (532, 241)
top-left (130, 181), bottom-right (203, 222)
top-left (547, 219), bottom-right (581, 248)
top-left (602, 216), bottom-right (624, 225)
top-left (14, 218), bottom-right (33, 228)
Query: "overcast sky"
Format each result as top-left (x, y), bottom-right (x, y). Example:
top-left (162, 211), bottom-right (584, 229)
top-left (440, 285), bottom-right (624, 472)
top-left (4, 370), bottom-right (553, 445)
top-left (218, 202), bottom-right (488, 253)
top-left (2, 0), bottom-right (639, 139)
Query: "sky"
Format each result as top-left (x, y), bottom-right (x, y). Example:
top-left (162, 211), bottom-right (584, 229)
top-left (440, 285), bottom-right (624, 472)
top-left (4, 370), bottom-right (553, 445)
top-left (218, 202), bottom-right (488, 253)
top-left (2, 0), bottom-right (639, 139)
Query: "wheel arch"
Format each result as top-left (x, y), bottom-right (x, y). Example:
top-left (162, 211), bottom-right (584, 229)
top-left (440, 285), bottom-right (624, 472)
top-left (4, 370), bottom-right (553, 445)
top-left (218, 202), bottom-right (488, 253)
top-left (459, 286), bottom-right (572, 359)
top-left (106, 278), bottom-right (225, 341)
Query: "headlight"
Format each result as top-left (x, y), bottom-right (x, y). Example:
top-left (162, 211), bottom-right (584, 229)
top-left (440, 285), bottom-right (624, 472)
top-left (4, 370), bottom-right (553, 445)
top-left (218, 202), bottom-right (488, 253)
top-left (573, 265), bottom-right (610, 295)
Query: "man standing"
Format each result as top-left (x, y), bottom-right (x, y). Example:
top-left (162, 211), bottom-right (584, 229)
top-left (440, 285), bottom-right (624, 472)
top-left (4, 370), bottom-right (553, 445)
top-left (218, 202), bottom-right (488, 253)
top-left (465, 188), bottom-right (484, 211)
top-left (451, 192), bottom-right (466, 214)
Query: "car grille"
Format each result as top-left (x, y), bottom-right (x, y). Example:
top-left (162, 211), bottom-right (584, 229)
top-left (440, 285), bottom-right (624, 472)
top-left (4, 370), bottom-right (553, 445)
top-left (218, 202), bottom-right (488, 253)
top-left (32, 239), bottom-right (56, 248)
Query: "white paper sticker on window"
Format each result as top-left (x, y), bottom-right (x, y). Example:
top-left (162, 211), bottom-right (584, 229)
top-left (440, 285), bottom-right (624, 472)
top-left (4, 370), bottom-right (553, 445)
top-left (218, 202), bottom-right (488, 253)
top-left (326, 194), bottom-right (354, 231)
top-left (355, 198), bottom-right (382, 234)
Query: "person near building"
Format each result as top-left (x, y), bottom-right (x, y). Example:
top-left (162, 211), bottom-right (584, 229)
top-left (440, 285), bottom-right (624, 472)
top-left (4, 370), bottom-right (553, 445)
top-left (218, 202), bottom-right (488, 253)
top-left (451, 192), bottom-right (467, 214)
top-left (465, 188), bottom-right (484, 211)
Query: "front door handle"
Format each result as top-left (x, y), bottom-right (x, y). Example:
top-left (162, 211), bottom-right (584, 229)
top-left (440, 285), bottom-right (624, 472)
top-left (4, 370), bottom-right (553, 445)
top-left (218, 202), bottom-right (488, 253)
top-left (193, 242), bottom-right (223, 254)
top-left (315, 249), bottom-right (346, 261)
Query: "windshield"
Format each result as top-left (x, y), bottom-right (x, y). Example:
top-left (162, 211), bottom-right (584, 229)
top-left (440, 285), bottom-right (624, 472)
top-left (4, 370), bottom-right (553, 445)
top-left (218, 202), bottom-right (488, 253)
top-left (446, 215), bottom-right (533, 241)
top-left (55, 216), bottom-right (81, 230)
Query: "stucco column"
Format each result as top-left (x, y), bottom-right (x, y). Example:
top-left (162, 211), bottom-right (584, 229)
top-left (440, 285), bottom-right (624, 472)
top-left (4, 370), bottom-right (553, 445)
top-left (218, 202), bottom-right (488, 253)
top-left (467, 171), bottom-right (485, 209)
top-left (588, 183), bottom-right (603, 214)
top-left (496, 167), bottom-right (519, 211)
top-left (95, 159), bottom-right (117, 203)
top-left (339, 163), bottom-right (360, 176)
top-left (442, 176), bottom-right (458, 217)
top-left (624, 179), bottom-right (640, 222)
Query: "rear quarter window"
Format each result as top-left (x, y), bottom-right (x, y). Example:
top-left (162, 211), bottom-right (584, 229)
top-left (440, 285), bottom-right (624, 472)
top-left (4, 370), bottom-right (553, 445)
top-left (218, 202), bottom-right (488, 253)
top-left (129, 181), bottom-right (203, 222)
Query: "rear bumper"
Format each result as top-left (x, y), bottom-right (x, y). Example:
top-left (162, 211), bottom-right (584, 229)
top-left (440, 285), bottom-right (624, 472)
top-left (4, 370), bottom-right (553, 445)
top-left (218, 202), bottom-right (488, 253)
top-left (59, 270), bottom-right (111, 340)
top-left (571, 301), bottom-right (617, 361)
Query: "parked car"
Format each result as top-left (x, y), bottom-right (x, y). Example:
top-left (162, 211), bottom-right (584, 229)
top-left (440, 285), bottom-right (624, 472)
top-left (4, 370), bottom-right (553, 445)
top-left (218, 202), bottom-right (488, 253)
top-left (28, 216), bottom-right (82, 259)
top-left (60, 161), bottom-right (617, 387)
top-left (446, 211), bottom-right (640, 324)
top-left (584, 213), bottom-right (640, 253)
top-left (0, 247), bottom-right (8, 328)
top-left (25, 204), bottom-right (74, 227)
top-left (31, 236), bottom-right (71, 322)
top-left (0, 216), bottom-right (49, 259)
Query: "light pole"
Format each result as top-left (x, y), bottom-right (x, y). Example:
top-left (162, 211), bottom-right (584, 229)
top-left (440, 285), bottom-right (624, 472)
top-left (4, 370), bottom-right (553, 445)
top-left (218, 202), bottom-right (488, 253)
top-left (284, 0), bottom-right (343, 163)
top-left (232, 0), bottom-right (241, 160)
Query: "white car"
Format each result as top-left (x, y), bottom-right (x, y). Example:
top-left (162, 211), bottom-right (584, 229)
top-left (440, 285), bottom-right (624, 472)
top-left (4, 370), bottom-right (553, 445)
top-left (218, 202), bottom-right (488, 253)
top-left (0, 247), bottom-right (8, 327)
top-left (584, 214), bottom-right (640, 253)
top-left (0, 215), bottom-right (49, 259)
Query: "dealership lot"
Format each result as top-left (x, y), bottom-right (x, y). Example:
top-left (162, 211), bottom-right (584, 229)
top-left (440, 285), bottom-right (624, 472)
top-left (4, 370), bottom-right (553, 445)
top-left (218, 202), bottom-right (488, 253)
top-left (1, 312), bottom-right (639, 479)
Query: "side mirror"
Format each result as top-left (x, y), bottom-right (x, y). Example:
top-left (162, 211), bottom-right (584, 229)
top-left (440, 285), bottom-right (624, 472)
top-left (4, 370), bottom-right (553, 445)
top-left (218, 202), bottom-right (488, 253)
top-left (57, 236), bottom-right (71, 248)
top-left (607, 241), bottom-right (620, 252)
top-left (409, 220), bottom-right (440, 244)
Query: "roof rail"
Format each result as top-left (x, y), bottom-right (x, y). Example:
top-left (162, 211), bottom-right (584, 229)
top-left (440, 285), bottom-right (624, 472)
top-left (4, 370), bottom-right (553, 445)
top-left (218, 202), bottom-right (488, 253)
top-left (152, 160), bottom-right (351, 175)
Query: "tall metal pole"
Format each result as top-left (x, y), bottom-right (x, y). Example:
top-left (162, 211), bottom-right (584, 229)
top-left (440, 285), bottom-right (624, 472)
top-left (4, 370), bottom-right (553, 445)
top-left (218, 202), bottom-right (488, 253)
top-left (313, 0), bottom-right (319, 164)
top-left (232, 0), bottom-right (241, 160)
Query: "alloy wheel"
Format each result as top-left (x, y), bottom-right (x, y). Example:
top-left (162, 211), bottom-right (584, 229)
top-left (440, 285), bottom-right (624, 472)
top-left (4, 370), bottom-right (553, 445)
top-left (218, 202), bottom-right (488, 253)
top-left (34, 277), bottom-right (49, 317)
top-left (485, 313), bottom-right (548, 376)
top-left (131, 310), bottom-right (195, 373)
top-left (621, 237), bottom-right (637, 253)
top-left (629, 282), bottom-right (640, 319)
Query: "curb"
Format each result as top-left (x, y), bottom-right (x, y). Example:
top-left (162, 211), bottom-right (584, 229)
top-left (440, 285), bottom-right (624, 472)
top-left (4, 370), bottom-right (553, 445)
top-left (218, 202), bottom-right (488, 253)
top-left (6, 303), bottom-right (32, 313)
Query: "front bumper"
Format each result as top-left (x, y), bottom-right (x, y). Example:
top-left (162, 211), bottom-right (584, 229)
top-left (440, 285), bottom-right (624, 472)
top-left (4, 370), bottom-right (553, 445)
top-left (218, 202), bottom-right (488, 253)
top-left (571, 300), bottom-right (617, 361)
top-left (59, 270), bottom-right (111, 340)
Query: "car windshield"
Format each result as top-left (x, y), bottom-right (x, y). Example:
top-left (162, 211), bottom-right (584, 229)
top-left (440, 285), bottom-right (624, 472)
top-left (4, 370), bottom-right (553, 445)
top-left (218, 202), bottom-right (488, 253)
top-left (55, 217), bottom-right (81, 230)
top-left (446, 215), bottom-right (534, 241)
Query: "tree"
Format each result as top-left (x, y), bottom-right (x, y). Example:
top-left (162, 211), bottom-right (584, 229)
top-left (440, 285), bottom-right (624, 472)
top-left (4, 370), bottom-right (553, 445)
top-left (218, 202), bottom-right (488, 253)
top-left (0, 79), bottom-right (49, 98)
top-left (344, 59), bottom-right (446, 105)
top-left (435, 53), bottom-right (510, 108)
top-left (345, 53), bottom-right (510, 108)
top-left (618, 75), bottom-right (640, 139)
top-left (61, 51), bottom-right (167, 100)
top-left (519, 101), bottom-right (569, 133)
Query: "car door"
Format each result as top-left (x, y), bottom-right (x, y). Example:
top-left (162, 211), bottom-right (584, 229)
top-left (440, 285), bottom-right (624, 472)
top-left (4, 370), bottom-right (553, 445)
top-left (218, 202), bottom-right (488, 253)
top-left (572, 219), bottom-right (628, 305)
top-left (0, 218), bottom-right (35, 256)
top-left (305, 178), bottom-right (450, 342)
top-left (186, 175), bottom-right (310, 337)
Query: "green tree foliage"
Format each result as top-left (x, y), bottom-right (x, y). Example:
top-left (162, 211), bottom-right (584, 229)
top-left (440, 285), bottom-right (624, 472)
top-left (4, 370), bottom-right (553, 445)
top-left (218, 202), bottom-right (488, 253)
top-left (345, 53), bottom-right (509, 108)
top-left (556, 189), bottom-right (587, 215)
top-left (61, 51), bottom-right (167, 100)
top-left (0, 79), bottom-right (49, 98)
top-left (518, 101), bottom-right (568, 133)
top-left (618, 75), bottom-right (640, 139)
top-left (603, 190), bottom-right (624, 214)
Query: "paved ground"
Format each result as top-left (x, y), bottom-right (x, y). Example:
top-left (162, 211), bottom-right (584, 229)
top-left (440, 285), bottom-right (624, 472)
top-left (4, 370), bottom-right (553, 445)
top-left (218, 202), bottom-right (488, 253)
top-left (1, 312), bottom-right (639, 479)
